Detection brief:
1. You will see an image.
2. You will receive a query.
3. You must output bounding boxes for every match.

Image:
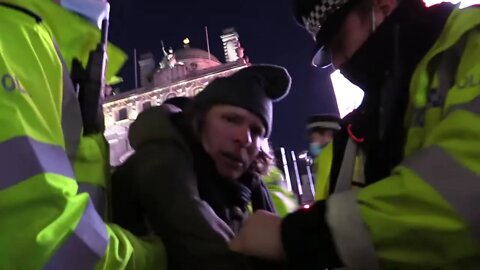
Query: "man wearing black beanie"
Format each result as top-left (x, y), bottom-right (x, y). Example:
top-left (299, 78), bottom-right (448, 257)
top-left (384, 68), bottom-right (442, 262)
top-left (111, 65), bottom-right (290, 270)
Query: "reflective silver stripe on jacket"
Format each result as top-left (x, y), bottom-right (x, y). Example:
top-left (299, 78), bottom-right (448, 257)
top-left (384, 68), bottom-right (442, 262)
top-left (334, 138), bottom-right (357, 193)
top-left (78, 182), bottom-right (106, 217)
top-left (446, 95), bottom-right (480, 117)
top-left (0, 136), bottom-right (109, 268)
top-left (334, 138), bottom-right (365, 193)
top-left (51, 38), bottom-right (110, 265)
top-left (326, 190), bottom-right (380, 270)
top-left (403, 145), bottom-right (480, 242)
top-left (44, 199), bottom-right (109, 270)
top-left (0, 136), bottom-right (75, 190)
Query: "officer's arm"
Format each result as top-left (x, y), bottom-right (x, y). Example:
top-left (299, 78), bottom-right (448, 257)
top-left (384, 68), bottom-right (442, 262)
top-left (281, 30), bottom-right (480, 269)
top-left (0, 10), bottom-right (166, 270)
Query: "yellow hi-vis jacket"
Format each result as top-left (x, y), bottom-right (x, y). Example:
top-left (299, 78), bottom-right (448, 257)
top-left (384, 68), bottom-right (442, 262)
top-left (313, 142), bottom-right (333, 200)
top-left (0, 1), bottom-right (166, 269)
top-left (263, 167), bottom-right (299, 217)
top-left (323, 6), bottom-right (480, 269)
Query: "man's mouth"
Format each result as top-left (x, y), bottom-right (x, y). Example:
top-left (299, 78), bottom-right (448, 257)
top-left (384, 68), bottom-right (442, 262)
top-left (222, 152), bottom-right (245, 168)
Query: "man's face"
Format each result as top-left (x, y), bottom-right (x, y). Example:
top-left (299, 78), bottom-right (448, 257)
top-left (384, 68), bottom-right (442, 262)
top-left (326, 1), bottom-right (396, 68)
top-left (310, 130), bottom-right (334, 147)
top-left (201, 105), bottom-right (266, 180)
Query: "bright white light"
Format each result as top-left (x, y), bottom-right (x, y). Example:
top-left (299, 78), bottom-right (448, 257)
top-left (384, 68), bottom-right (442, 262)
top-left (424, 0), bottom-right (459, 6)
top-left (423, 0), bottom-right (479, 7)
top-left (330, 70), bottom-right (364, 118)
top-left (298, 152), bottom-right (308, 160)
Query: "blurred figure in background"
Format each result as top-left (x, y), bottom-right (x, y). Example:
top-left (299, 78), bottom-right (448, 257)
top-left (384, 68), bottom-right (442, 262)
top-left (261, 141), bottom-right (299, 217)
top-left (307, 114), bottom-right (341, 159)
top-left (306, 114), bottom-right (342, 200)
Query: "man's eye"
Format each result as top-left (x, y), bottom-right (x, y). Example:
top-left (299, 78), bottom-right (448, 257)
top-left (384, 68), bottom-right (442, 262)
top-left (223, 115), bottom-right (240, 123)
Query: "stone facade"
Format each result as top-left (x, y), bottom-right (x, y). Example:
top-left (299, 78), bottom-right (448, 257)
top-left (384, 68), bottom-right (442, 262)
top-left (103, 29), bottom-right (249, 166)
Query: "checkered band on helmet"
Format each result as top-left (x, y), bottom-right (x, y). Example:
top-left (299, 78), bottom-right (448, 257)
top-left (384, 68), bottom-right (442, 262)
top-left (301, 0), bottom-right (350, 40)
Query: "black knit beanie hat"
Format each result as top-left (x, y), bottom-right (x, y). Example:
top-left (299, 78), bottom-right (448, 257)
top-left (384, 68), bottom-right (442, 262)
top-left (190, 64), bottom-right (291, 137)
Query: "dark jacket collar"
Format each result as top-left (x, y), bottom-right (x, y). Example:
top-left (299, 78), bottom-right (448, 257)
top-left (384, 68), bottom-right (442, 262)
top-left (338, 1), bottom-right (455, 182)
top-left (340, 0), bottom-right (454, 92)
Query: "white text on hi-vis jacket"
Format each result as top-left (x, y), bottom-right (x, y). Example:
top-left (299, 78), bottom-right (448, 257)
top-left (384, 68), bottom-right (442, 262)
top-left (1, 73), bottom-right (27, 94)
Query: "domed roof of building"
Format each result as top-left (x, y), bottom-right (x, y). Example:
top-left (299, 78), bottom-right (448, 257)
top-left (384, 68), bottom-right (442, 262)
top-left (174, 47), bottom-right (221, 63)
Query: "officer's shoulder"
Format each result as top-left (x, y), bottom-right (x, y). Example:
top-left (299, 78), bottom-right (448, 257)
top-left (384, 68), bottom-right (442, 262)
top-left (0, 3), bottom-right (42, 23)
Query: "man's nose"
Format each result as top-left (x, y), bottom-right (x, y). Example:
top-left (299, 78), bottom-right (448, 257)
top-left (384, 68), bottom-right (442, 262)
top-left (235, 126), bottom-right (252, 146)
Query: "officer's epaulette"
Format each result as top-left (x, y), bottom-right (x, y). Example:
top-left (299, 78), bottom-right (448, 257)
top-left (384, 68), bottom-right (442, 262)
top-left (0, 2), bottom-right (42, 23)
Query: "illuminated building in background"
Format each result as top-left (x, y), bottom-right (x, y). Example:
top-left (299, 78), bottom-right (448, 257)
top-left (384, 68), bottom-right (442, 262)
top-left (220, 28), bottom-right (243, 63)
top-left (103, 28), bottom-right (249, 166)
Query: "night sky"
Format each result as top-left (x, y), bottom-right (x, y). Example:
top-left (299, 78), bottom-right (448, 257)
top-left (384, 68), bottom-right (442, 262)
top-left (109, 0), bottom-right (339, 151)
